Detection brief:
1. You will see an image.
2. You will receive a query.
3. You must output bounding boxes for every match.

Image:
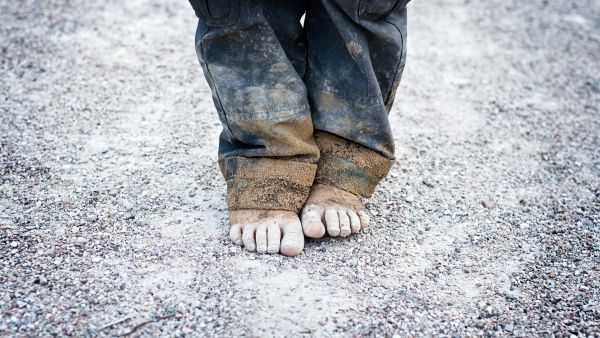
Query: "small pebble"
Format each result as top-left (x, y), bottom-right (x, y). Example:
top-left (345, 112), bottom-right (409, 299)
top-left (481, 197), bottom-right (494, 209)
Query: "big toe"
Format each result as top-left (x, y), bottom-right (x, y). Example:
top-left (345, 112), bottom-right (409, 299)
top-left (301, 208), bottom-right (326, 238)
top-left (280, 222), bottom-right (304, 257)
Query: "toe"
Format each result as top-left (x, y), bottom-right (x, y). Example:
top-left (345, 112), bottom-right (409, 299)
top-left (358, 211), bottom-right (370, 230)
top-left (348, 211), bottom-right (361, 234)
top-left (241, 223), bottom-right (257, 252)
top-left (230, 223), bottom-right (243, 245)
top-left (338, 210), bottom-right (351, 237)
top-left (280, 221), bottom-right (304, 257)
top-left (301, 207), bottom-right (326, 238)
top-left (267, 223), bottom-right (281, 254)
top-left (255, 223), bottom-right (267, 254)
top-left (324, 208), bottom-right (340, 236)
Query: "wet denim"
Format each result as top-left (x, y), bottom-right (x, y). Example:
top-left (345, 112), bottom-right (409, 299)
top-left (189, 0), bottom-right (408, 211)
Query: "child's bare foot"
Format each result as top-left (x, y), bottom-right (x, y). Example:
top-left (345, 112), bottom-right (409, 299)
top-left (300, 184), bottom-right (370, 238)
top-left (229, 210), bottom-right (304, 256)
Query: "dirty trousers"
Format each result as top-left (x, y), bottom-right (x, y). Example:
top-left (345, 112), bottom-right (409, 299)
top-left (189, 0), bottom-right (408, 212)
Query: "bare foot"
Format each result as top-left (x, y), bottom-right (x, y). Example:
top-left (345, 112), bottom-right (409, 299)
top-left (300, 184), bottom-right (370, 238)
top-left (229, 210), bottom-right (304, 256)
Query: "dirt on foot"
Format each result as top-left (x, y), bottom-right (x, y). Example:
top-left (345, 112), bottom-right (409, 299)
top-left (229, 209), bottom-right (304, 256)
top-left (301, 183), bottom-right (370, 238)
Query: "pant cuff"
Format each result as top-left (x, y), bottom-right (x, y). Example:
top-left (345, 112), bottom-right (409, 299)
top-left (220, 157), bottom-right (317, 212)
top-left (314, 131), bottom-right (393, 198)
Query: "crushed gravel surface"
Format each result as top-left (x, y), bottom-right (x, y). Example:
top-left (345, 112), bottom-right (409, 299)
top-left (1, 0), bottom-right (599, 336)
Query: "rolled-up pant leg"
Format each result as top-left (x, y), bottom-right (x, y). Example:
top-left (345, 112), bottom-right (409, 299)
top-left (190, 0), bottom-right (318, 212)
top-left (305, 0), bottom-right (408, 197)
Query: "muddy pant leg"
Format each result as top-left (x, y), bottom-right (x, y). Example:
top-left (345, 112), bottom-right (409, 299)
top-left (190, 0), bottom-right (318, 212)
top-left (305, 0), bottom-right (408, 197)
top-left (261, 1), bottom-right (309, 77)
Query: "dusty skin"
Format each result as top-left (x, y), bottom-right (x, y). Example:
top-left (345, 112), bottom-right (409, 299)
top-left (229, 210), bottom-right (304, 256)
top-left (301, 183), bottom-right (370, 238)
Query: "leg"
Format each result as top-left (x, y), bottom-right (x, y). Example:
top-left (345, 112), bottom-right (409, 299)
top-left (190, 0), bottom-right (313, 255)
top-left (301, 0), bottom-right (409, 237)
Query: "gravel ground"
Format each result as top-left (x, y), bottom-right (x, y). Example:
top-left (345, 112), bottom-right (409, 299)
top-left (1, 0), bottom-right (599, 336)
